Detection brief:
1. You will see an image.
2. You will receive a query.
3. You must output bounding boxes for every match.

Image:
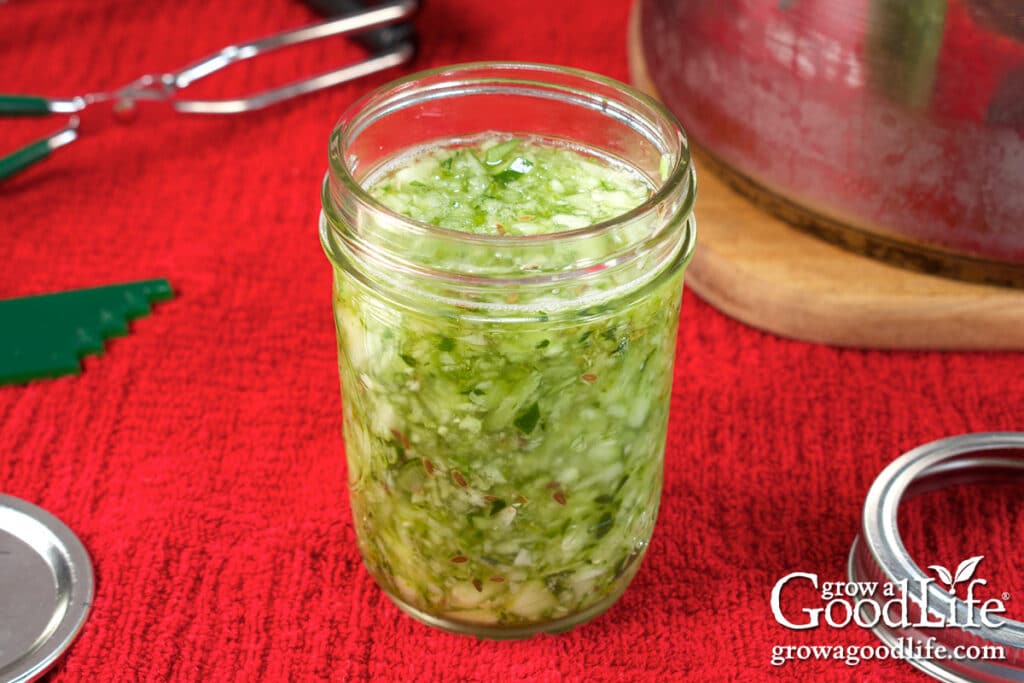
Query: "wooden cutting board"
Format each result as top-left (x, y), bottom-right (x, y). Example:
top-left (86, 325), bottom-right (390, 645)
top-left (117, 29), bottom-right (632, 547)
top-left (627, 2), bottom-right (1024, 350)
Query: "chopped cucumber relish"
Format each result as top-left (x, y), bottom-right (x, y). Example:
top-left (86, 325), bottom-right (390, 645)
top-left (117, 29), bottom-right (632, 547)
top-left (368, 137), bottom-right (652, 236)
top-left (334, 135), bottom-right (684, 633)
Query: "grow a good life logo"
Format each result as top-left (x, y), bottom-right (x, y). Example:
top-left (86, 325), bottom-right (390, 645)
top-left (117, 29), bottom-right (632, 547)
top-left (771, 555), bottom-right (1008, 630)
top-left (768, 556), bottom-right (1010, 668)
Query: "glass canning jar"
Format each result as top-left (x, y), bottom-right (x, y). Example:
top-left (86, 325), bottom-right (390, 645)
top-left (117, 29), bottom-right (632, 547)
top-left (320, 62), bottom-right (696, 639)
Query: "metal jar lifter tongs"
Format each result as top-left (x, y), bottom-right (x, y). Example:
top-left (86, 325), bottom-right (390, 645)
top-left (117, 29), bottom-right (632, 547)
top-left (0, 0), bottom-right (418, 181)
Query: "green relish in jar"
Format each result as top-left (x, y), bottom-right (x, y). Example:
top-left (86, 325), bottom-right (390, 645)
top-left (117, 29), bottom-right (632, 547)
top-left (321, 63), bottom-right (696, 638)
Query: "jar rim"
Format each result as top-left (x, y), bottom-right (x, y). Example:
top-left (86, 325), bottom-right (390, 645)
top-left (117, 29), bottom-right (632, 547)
top-left (327, 61), bottom-right (695, 248)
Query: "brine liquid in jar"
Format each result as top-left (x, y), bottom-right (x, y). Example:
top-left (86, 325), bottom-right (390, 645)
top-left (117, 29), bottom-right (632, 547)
top-left (330, 133), bottom-right (688, 637)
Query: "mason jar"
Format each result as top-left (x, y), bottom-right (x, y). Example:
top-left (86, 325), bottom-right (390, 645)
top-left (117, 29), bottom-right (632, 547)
top-left (320, 62), bottom-right (696, 638)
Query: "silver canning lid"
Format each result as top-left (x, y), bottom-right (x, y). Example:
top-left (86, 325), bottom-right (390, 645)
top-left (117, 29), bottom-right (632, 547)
top-left (0, 494), bottom-right (94, 683)
top-left (849, 432), bottom-right (1024, 682)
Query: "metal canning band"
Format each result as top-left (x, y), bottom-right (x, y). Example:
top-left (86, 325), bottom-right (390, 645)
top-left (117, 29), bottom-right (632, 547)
top-left (849, 432), bottom-right (1024, 683)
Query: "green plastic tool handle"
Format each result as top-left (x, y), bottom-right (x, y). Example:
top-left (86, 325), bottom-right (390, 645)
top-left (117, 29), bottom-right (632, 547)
top-left (0, 139), bottom-right (51, 181)
top-left (0, 94), bottom-right (51, 116)
top-left (0, 96), bottom-right (58, 180)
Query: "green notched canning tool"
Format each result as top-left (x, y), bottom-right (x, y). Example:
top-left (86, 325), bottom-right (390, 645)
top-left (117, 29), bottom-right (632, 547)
top-left (0, 0), bottom-right (416, 181)
top-left (0, 279), bottom-right (174, 385)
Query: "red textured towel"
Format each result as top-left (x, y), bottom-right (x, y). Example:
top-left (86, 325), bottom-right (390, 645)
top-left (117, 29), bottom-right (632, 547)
top-left (1, 1), bottom-right (1021, 681)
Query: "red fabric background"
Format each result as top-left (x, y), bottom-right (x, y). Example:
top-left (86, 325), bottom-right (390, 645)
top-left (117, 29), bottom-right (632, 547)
top-left (1, 1), bottom-right (1022, 681)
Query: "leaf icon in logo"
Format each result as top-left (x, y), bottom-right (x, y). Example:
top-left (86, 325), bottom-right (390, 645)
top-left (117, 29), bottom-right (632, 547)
top-left (954, 556), bottom-right (984, 585)
top-left (929, 564), bottom-right (954, 589)
top-left (929, 557), bottom-right (985, 593)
